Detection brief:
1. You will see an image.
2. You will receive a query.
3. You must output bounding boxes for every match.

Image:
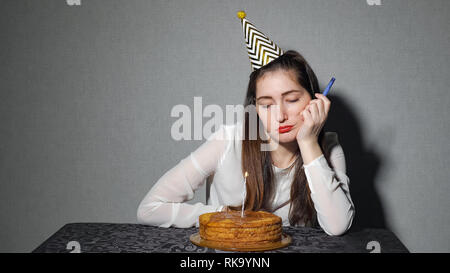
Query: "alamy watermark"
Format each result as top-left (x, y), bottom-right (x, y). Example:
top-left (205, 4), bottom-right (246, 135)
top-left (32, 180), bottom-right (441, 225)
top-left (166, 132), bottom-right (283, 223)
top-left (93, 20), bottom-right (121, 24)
top-left (66, 240), bottom-right (81, 253)
top-left (170, 97), bottom-right (279, 151)
top-left (366, 241), bottom-right (381, 253)
top-left (366, 0), bottom-right (382, 5)
top-left (66, 0), bottom-right (81, 6)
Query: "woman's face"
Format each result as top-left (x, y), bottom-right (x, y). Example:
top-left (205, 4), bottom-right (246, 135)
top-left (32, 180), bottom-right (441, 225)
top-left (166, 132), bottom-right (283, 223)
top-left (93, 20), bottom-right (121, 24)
top-left (255, 69), bottom-right (312, 144)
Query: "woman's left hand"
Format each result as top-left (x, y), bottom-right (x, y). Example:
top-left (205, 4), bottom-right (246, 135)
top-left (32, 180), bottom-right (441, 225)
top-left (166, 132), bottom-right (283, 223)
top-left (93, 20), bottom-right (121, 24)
top-left (296, 93), bottom-right (331, 144)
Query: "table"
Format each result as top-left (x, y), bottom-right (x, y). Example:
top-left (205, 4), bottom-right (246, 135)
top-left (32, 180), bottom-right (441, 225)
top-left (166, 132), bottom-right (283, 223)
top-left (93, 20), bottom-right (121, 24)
top-left (32, 223), bottom-right (409, 253)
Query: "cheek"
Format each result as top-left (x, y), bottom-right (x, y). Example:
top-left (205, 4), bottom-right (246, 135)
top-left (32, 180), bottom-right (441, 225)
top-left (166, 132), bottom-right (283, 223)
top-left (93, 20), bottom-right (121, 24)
top-left (293, 100), bottom-right (311, 120)
top-left (288, 105), bottom-right (306, 122)
top-left (291, 110), bottom-right (303, 123)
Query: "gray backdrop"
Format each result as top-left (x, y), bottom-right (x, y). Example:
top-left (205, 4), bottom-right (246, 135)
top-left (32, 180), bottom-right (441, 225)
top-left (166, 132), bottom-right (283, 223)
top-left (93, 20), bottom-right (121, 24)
top-left (1, 0), bottom-right (449, 252)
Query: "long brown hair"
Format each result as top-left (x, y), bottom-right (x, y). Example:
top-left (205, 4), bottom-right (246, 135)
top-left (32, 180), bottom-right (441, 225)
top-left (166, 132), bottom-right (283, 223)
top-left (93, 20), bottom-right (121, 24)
top-left (236, 50), bottom-right (333, 227)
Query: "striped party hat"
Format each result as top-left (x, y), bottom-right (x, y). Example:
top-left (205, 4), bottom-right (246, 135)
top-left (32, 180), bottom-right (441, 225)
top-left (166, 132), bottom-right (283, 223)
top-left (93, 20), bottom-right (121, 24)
top-left (237, 11), bottom-right (284, 71)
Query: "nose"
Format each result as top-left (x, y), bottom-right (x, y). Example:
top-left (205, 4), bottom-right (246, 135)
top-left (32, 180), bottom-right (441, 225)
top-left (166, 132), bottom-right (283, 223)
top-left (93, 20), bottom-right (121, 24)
top-left (275, 104), bottom-right (287, 123)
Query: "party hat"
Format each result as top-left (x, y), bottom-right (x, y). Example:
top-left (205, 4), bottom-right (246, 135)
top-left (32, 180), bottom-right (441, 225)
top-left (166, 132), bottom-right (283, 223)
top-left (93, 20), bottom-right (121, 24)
top-left (237, 11), bottom-right (284, 71)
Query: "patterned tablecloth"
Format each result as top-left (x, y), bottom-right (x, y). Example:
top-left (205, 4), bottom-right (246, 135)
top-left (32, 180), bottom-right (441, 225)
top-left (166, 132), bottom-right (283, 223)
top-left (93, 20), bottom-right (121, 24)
top-left (32, 223), bottom-right (409, 253)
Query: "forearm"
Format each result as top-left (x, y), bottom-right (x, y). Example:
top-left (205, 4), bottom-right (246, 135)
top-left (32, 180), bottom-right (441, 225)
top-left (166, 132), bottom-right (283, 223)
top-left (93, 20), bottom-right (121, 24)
top-left (137, 199), bottom-right (222, 228)
top-left (303, 155), bottom-right (355, 236)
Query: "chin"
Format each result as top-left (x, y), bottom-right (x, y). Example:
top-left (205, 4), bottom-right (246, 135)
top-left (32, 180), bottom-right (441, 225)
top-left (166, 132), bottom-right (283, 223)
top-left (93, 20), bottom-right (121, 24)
top-left (278, 134), bottom-right (297, 143)
top-left (271, 131), bottom-right (297, 143)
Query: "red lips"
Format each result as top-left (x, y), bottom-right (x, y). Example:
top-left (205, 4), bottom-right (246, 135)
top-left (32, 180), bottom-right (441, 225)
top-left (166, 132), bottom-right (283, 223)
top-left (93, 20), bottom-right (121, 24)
top-left (278, 125), bottom-right (293, 133)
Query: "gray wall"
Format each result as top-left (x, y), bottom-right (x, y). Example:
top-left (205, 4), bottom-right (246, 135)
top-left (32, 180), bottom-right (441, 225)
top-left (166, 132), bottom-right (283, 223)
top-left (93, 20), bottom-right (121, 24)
top-left (1, 0), bottom-right (449, 252)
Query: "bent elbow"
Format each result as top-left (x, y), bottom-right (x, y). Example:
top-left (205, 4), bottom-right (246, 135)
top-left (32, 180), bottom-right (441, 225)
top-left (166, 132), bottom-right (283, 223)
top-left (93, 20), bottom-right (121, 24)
top-left (322, 210), bottom-right (355, 236)
top-left (136, 202), bottom-right (158, 225)
top-left (136, 205), bottom-right (150, 225)
top-left (324, 223), bottom-right (348, 236)
top-left (137, 200), bottom-right (171, 227)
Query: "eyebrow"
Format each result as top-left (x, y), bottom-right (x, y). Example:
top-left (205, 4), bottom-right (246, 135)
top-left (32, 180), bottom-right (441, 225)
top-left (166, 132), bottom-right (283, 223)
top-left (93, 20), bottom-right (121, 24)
top-left (256, 90), bottom-right (302, 101)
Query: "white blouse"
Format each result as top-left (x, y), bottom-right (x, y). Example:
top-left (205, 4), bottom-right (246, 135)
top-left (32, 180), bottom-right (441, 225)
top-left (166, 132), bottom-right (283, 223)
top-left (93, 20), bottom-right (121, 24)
top-left (137, 121), bottom-right (355, 236)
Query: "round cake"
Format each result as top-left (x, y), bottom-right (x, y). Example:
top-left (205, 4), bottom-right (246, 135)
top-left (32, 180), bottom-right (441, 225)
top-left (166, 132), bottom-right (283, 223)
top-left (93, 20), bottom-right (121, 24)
top-left (199, 210), bottom-right (282, 247)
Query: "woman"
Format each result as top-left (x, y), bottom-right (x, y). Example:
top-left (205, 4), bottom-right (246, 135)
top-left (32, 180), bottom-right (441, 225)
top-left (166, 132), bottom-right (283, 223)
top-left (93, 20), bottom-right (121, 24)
top-left (137, 50), bottom-right (355, 236)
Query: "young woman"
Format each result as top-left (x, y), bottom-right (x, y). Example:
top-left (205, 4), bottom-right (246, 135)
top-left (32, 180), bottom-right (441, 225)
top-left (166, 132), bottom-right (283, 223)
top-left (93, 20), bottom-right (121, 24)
top-left (137, 50), bottom-right (355, 236)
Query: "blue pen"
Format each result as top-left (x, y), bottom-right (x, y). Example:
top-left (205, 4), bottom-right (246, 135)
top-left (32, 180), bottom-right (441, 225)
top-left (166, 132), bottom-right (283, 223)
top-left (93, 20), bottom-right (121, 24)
top-left (322, 77), bottom-right (335, 96)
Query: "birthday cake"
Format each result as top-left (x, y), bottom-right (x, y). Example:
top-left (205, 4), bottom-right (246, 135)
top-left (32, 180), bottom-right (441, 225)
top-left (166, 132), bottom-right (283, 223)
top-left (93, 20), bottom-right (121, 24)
top-left (199, 210), bottom-right (282, 247)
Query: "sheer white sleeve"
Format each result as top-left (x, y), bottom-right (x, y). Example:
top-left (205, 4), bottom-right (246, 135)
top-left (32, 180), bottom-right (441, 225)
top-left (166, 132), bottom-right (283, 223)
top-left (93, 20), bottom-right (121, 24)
top-left (137, 125), bottom-right (230, 228)
top-left (303, 141), bottom-right (355, 236)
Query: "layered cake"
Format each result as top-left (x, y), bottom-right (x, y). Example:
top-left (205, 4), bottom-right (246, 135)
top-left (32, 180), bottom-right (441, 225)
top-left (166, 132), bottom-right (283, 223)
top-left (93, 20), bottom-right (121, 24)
top-left (199, 210), bottom-right (282, 247)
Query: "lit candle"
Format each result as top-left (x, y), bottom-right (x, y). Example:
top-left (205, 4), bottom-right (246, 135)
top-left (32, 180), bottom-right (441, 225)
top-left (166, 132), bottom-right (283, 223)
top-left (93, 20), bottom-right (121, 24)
top-left (241, 171), bottom-right (248, 218)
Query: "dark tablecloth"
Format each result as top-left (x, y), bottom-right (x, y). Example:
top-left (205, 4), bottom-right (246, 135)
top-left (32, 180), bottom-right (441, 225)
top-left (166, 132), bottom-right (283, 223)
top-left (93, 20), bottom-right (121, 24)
top-left (32, 223), bottom-right (409, 253)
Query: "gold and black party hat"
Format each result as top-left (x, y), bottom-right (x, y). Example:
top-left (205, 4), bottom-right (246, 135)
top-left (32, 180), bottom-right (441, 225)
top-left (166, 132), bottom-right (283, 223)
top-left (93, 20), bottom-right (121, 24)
top-left (237, 11), bottom-right (284, 71)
